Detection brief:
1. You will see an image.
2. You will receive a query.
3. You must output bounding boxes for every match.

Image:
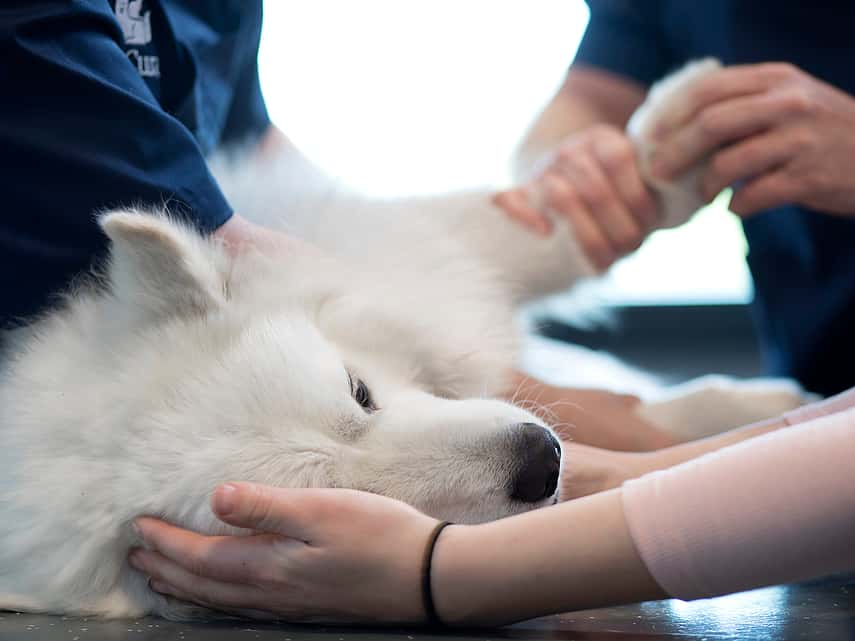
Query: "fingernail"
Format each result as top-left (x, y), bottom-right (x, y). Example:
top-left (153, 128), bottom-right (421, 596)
top-left (128, 548), bottom-right (144, 569)
top-left (214, 483), bottom-right (239, 515)
top-left (149, 580), bottom-right (169, 594)
top-left (132, 519), bottom-right (145, 541)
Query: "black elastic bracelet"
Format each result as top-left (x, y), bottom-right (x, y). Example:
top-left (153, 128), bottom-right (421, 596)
top-left (422, 520), bottom-right (452, 627)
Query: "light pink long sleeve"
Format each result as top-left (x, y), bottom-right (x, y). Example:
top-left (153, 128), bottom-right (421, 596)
top-left (622, 390), bottom-right (855, 601)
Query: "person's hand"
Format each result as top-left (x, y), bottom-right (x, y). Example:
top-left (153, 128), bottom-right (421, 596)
top-left (495, 125), bottom-right (660, 271)
top-left (507, 374), bottom-right (678, 452)
top-left (214, 213), bottom-right (308, 257)
top-left (558, 442), bottom-right (654, 501)
top-left (649, 62), bottom-right (855, 217)
top-left (129, 482), bottom-right (439, 624)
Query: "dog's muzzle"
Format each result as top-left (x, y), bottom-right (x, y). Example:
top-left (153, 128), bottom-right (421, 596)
top-left (509, 423), bottom-right (561, 503)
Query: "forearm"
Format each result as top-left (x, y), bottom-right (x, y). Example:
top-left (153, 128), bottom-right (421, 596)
top-left (433, 489), bottom-right (665, 626)
top-left (638, 415), bottom-right (787, 472)
top-left (513, 66), bottom-right (646, 180)
top-left (639, 387), bottom-right (855, 474)
top-left (558, 420), bottom-right (787, 502)
top-left (623, 409), bottom-right (855, 600)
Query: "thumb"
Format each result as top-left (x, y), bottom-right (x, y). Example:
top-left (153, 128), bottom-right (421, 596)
top-left (211, 482), bottom-right (318, 540)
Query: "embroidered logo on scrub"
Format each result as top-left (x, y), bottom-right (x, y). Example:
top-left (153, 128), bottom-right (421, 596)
top-left (114, 0), bottom-right (160, 78)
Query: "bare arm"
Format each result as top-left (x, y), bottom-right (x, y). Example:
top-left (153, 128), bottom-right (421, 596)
top-left (434, 488), bottom-right (665, 624)
top-left (562, 387), bottom-right (855, 500)
top-left (560, 415), bottom-right (787, 500)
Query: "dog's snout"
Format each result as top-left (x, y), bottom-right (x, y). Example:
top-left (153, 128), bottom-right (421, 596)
top-left (510, 423), bottom-right (561, 503)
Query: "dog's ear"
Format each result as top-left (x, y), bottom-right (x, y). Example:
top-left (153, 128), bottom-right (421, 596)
top-left (99, 210), bottom-right (226, 318)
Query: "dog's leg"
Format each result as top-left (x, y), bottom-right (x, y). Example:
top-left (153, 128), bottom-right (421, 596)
top-left (435, 190), bottom-right (597, 304)
top-left (637, 375), bottom-right (816, 442)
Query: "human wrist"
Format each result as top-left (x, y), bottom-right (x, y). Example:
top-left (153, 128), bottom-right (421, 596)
top-left (559, 444), bottom-right (654, 501)
top-left (430, 524), bottom-right (495, 626)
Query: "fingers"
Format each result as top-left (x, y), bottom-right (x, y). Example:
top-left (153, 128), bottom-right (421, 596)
top-left (730, 169), bottom-right (796, 217)
top-left (653, 63), bottom-right (795, 138)
top-left (702, 129), bottom-right (796, 200)
top-left (590, 133), bottom-right (659, 229)
top-left (495, 126), bottom-right (659, 270)
top-left (129, 547), bottom-right (269, 611)
top-left (653, 86), bottom-right (815, 181)
top-left (566, 156), bottom-right (646, 254)
top-left (493, 189), bottom-right (552, 235)
top-left (541, 171), bottom-right (615, 270)
top-left (210, 482), bottom-right (318, 540)
top-left (134, 516), bottom-right (297, 584)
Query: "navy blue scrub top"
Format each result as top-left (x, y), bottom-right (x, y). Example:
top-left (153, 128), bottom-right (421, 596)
top-left (0, 0), bottom-right (269, 328)
top-left (576, 0), bottom-right (855, 396)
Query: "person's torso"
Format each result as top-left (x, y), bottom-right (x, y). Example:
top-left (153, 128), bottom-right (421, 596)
top-left (656, 0), bottom-right (855, 394)
top-left (108, 0), bottom-right (266, 153)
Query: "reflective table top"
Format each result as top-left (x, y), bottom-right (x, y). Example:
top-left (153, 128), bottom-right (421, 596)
top-left (2, 575), bottom-right (852, 641)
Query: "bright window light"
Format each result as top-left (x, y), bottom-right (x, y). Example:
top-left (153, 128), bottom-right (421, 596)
top-left (258, 0), bottom-right (752, 305)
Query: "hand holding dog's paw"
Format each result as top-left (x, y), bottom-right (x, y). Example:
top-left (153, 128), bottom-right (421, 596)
top-left (644, 62), bottom-right (855, 217)
top-left (496, 125), bottom-right (660, 271)
top-left (129, 482), bottom-right (439, 624)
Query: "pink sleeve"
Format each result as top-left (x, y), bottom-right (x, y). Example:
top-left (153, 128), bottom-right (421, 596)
top-left (622, 408), bottom-right (855, 601)
top-left (782, 387), bottom-right (855, 425)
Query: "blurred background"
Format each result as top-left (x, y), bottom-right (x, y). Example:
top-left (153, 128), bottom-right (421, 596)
top-left (256, 1), bottom-right (761, 384)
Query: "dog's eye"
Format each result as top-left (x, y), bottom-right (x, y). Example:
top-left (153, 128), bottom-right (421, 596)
top-left (349, 373), bottom-right (377, 412)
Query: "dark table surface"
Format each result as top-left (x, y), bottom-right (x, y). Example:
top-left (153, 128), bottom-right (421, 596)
top-left (3, 575), bottom-right (852, 641)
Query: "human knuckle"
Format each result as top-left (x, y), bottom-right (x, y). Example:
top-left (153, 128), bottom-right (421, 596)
top-left (585, 237), bottom-right (609, 264)
top-left (579, 179), bottom-right (609, 204)
top-left (246, 492), bottom-right (275, 526)
top-left (599, 139), bottom-right (636, 173)
top-left (767, 62), bottom-right (800, 82)
top-left (697, 110), bottom-right (723, 138)
top-left (255, 563), bottom-right (286, 587)
top-left (187, 554), bottom-right (210, 578)
top-left (780, 87), bottom-right (813, 114)
top-left (615, 229), bottom-right (642, 252)
top-left (543, 167), bottom-right (570, 190)
top-left (801, 169), bottom-right (826, 192)
top-left (789, 127), bottom-right (815, 152)
top-left (709, 152), bottom-right (733, 179)
top-left (545, 186), bottom-right (572, 212)
top-left (692, 84), bottom-right (716, 107)
top-left (556, 146), bottom-right (576, 165)
top-left (631, 194), bottom-right (657, 223)
top-left (593, 247), bottom-right (616, 270)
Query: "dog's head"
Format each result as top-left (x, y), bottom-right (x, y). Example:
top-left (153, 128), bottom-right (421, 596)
top-left (82, 212), bottom-right (561, 524)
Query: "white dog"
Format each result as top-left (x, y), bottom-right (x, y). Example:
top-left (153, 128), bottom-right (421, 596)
top-left (0, 60), bottom-right (805, 619)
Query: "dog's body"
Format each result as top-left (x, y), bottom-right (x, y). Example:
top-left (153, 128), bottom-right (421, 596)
top-left (0, 60), bottom-right (807, 619)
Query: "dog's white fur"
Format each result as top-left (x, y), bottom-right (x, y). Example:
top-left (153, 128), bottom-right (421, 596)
top-left (0, 60), bottom-right (806, 619)
top-left (627, 58), bottom-right (724, 228)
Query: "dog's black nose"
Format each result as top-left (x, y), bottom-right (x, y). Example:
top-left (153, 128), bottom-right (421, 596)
top-left (510, 423), bottom-right (561, 503)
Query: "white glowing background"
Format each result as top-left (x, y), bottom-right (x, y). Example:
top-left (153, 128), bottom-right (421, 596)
top-left (258, 1), bottom-right (752, 305)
